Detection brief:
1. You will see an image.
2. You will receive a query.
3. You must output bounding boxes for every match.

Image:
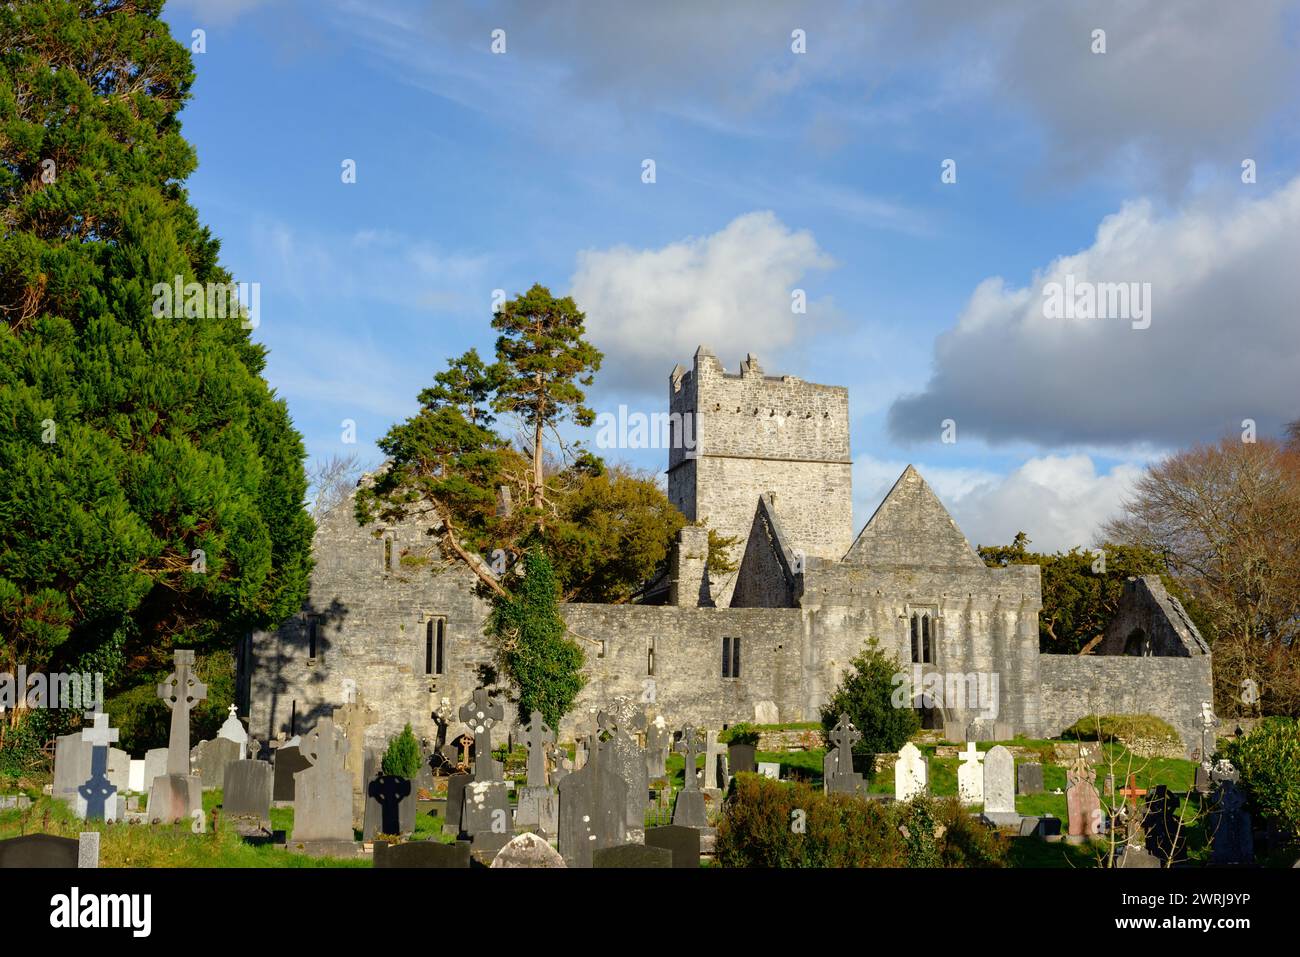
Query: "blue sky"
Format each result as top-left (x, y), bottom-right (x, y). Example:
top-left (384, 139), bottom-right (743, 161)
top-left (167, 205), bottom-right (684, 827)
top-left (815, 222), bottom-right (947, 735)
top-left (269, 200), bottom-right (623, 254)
top-left (163, 0), bottom-right (1300, 552)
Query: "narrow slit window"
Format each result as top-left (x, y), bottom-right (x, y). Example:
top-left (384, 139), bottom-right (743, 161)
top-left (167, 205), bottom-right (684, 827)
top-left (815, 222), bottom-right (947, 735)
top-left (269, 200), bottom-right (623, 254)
top-left (436, 618), bottom-right (445, 675)
top-left (733, 636), bottom-right (741, 678)
top-left (425, 620), bottom-right (435, 675)
top-left (648, 637), bottom-right (656, 676)
top-left (722, 636), bottom-right (732, 678)
top-left (307, 617), bottom-right (318, 661)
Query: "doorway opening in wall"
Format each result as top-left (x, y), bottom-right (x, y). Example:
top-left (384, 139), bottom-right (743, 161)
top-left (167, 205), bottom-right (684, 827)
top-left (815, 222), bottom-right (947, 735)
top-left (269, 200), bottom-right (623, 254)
top-left (913, 697), bottom-right (944, 730)
top-left (1123, 627), bottom-right (1150, 656)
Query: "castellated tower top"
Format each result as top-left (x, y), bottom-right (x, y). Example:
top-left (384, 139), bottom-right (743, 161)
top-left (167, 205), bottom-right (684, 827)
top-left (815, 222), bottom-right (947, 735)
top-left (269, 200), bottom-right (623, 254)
top-left (667, 346), bottom-right (854, 605)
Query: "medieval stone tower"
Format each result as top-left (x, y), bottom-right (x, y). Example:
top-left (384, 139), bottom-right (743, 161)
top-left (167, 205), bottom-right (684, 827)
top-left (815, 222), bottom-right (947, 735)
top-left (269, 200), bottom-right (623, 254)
top-left (667, 346), bottom-right (853, 604)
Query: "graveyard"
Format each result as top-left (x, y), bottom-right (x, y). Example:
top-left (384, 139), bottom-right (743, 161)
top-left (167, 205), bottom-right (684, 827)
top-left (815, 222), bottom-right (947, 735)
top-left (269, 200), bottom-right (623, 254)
top-left (3, 665), bottom-right (1286, 870)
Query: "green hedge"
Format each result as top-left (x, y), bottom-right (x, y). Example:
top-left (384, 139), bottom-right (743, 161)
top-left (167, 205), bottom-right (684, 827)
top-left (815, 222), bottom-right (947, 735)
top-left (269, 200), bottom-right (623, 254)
top-left (1063, 714), bottom-right (1180, 748)
top-left (1224, 717), bottom-right (1300, 846)
top-left (715, 773), bottom-right (1007, 868)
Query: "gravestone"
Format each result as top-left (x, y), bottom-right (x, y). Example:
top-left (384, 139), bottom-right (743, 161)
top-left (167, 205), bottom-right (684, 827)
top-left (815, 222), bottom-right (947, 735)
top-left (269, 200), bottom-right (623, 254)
top-left (516, 711), bottom-right (557, 833)
top-left (894, 743), bottom-right (928, 801)
top-left (373, 840), bottom-right (471, 869)
top-left (956, 742), bottom-right (984, 805)
top-left (599, 697), bottom-right (649, 833)
top-left (143, 749), bottom-right (169, 791)
top-left (333, 692), bottom-right (378, 829)
top-left (645, 717), bottom-right (671, 782)
top-left (443, 772), bottom-right (471, 838)
top-left (0, 833), bottom-right (79, 868)
top-left (77, 832), bottom-right (100, 869)
top-left (671, 727), bottom-right (708, 827)
top-left (460, 779), bottom-right (512, 857)
top-left (1208, 780), bottom-right (1253, 865)
top-left (365, 765), bottom-right (416, 840)
top-left (704, 730), bottom-right (726, 790)
top-left (146, 649), bottom-right (206, 824)
top-left (490, 832), bottom-right (567, 868)
top-left (216, 703), bottom-right (249, 757)
top-left (291, 717), bottom-right (353, 846)
top-left (459, 688), bottom-right (504, 781)
top-left (52, 732), bottom-right (89, 801)
top-left (1017, 763), bottom-right (1044, 795)
top-left (982, 745), bottom-right (1017, 824)
top-left (1065, 754), bottom-right (1103, 844)
top-left (754, 700), bottom-right (780, 725)
top-left (593, 843), bottom-right (672, 868)
top-left (223, 758), bottom-right (273, 826)
top-left (728, 742), bottom-right (757, 776)
top-left (548, 743), bottom-right (572, 785)
top-left (272, 740), bottom-right (308, 802)
top-left (1141, 784), bottom-right (1186, 865)
top-left (191, 737), bottom-right (241, 790)
top-left (76, 713), bottom-right (122, 822)
top-left (557, 741), bottom-right (628, 868)
top-left (128, 759), bottom-right (146, 794)
top-left (645, 824), bottom-right (701, 868)
top-left (822, 714), bottom-right (865, 795)
top-left (758, 762), bottom-right (781, 780)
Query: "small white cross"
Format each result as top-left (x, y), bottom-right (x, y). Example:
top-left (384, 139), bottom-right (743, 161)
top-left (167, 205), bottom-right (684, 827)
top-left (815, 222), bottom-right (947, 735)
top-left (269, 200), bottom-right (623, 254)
top-left (80, 712), bottom-right (119, 748)
top-left (958, 741), bottom-right (983, 764)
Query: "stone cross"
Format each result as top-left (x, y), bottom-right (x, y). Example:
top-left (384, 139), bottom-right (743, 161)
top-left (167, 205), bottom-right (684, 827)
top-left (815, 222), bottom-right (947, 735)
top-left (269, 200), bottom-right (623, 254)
top-left (675, 727), bottom-right (703, 791)
top-left (458, 688), bottom-right (504, 779)
top-left (300, 716), bottom-right (347, 777)
top-left (958, 741), bottom-right (982, 764)
top-left (157, 650), bottom-right (207, 776)
top-left (828, 714), bottom-right (861, 767)
top-left (81, 712), bottom-right (119, 749)
top-left (333, 692), bottom-right (379, 827)
top-left (522, 710), bottom-right (554, 788)
top-left (1200, 701), bottom-right (1217, 771)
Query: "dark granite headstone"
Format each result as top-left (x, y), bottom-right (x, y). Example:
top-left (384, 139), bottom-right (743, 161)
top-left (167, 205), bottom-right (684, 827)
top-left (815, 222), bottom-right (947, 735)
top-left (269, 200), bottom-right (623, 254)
top-left (444, 772), bottom-right (472, 838)
top-left (373, 840), bottom-right (471, 868)
top-left (272, 744), bottom-right (309, 802)
top-left (1037, 816), bottom-right (1062, 839)
top-left (1208, 780), bottom-right (1253, 865)
top-left (727, 743), bottom-right (756, 776)
top-left (0, 833), bottom-right (79, 868)
top-left (558, 753), bottom-right (627, 868)
top-left (1141, 785), bottom-right (1186, 865)
top-left (822, 714), bottom-right (865, 795)
top-left (223, 759), bottom-right (273, 822)
top-left (1017, 763), bottom-right (1044, 795)
top-left (593, 843), bottom-right (672, 868)
top-left (645, 824), bottom-right (700, 868)
top-left (672, 728), bottom-right (709, 827)
top-left (459, 779), bottom-right (512, 856)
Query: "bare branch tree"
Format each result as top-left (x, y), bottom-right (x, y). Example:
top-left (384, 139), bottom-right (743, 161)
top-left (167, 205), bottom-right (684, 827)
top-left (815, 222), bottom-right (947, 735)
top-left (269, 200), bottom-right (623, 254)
top-left (307, 453), bottom-right (368, 521)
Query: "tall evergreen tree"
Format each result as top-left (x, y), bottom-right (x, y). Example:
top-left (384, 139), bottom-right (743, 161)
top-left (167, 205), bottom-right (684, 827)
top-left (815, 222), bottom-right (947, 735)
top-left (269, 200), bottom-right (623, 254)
top-left (491, 284), bottom-right (602, 524)
top-left (0, 1), bottom-right (312, 746)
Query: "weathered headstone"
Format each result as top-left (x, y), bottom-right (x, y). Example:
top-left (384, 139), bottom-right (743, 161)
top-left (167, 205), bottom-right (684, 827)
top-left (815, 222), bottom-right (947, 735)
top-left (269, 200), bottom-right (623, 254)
top-left (291, 717), bottom-right (353, 846)
top-left (143, 749), bottom-right (168, 791)
top-left (516, 785), bottom-right (560, 838)
top-left (443, 771), bottom-right (471, 838)
top-left (754, 700), bottom-right (779, 725)
top-left (672, 727), bottom-right (708, 827)
top-left (373, 839), bottom-right (471, 868)
top-left (216, 703), bottom-right (249, 757)
top-left (593, 843), bottom-right (672, 868)
top-left (522, 710), bottom-right (554, 788)
top-left (52, 732), bottom-right (89, 801)
top-left (128, 759), bottom-right (146, 794)
top-left (645, 716), bottom-right (671, 782)
top-left (459, 687), bottom-right (504, 781)
top-left (1065, 754), bottom-right (1103, 844)
top-left (333, 692), bottom-right (378, 828)
top-left (557, 741), bottom-right (627, 868)
top-left (146, 649), bottom-right (205, 824)
top-left (191, 736), bottom-right (240, 790)
top-left (822, 714), bottom-right (865, 795)
top-left (460, 779), bottom-right (512, 857)
top-left (704, 730), bottom-right (726, 790)
top-left (599, 698), bottom-right (649, 833)
top-left (956, 742), bottom-right (984, 805)
top-left (490, 832), bottom-right (566, 868)
top-left (758, 762), bottom-right (781, 780)
top-left (1017, 762), bottom-right (1044, 795)
top-left (0, 833), bottom-right (79, 868)
top-left (77, 832), bottom-right (100, 869)
top-left (982, 745), bottom-right (1017, 824)
top-left (223, 758), bottom-right (273, 826)
top-left (1208, 780), bottom-right (1253, 865)
top-left (272, 740), bottom-right (308, 802)
top-left (894, 742), bottom-right (928, 801)
top-left (1141, 784), bottom-right (1186, 865)
top-left (645, 824), bottom-right (701, 868)
top-left (727, 741), bottom-right (757, 776)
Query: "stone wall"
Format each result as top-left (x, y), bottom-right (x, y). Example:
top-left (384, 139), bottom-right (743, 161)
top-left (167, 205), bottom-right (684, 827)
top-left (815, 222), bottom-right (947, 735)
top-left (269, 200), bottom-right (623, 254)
top-left (1037, 655), bottom-right (1214, 756)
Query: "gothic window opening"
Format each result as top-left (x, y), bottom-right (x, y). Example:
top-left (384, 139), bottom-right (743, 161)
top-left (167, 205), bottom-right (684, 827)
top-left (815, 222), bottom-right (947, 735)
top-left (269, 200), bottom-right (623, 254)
top-left (426, 617), bottom-right (446, 675)
top-left (648, 637), bottom-right (656, 676)
top-left (307, 616), bottom-right (318, 662)
top-left (910, 611), bottom-right (934, 665)
top-left (722, 636), bottom-right (741, 678)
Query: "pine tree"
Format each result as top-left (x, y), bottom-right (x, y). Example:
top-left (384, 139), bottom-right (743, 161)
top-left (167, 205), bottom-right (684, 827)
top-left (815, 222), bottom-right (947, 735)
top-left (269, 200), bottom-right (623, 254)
top-left (0, 1), bottom-right (312, 746)
top-left (491, 284), bottom-right (602, 524)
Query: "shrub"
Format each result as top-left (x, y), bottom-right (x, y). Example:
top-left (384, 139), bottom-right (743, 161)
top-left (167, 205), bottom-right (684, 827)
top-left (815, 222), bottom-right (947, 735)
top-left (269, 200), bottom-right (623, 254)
top-left (718, 723), bottom-right (761, 747)
top-left (819, 639), bottom-right (919, 757)
top-left (1223, 717), bottom-right (1300, 845)
top-left (381, 724), bottom-right (423, 780)
top-left (715, 773), bottom-right (1007, 868)
top-left (1063, 714), bottom-right (1182, 756)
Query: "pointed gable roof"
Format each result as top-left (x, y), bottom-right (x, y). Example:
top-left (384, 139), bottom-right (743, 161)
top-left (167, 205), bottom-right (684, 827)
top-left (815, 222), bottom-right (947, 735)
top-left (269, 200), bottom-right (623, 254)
top-left (844, 465), bottom-right (984, 569)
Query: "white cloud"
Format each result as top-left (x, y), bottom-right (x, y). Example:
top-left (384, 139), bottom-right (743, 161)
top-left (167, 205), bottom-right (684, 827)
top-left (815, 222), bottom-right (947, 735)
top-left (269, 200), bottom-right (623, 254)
top-left (571, 211), bottom-right (835, 394)
top-left (854, 454), bottom-right (1145, 554)
top-left (889, 176), bottom-right (1300, 449)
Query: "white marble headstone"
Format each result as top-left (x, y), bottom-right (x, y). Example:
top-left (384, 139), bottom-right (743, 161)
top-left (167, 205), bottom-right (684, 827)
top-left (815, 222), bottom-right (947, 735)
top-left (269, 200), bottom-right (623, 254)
top-left (894, 743), bottom-right (927, 801)
top-left (956, 742), bottom-right (984, 804)
top-left (983, 745), bottom-right (1016, 814)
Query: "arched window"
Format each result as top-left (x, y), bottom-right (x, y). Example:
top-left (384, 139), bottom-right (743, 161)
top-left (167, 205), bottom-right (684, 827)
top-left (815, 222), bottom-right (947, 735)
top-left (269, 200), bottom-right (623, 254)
top-left (910, 612), bottom-right (935, 664)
